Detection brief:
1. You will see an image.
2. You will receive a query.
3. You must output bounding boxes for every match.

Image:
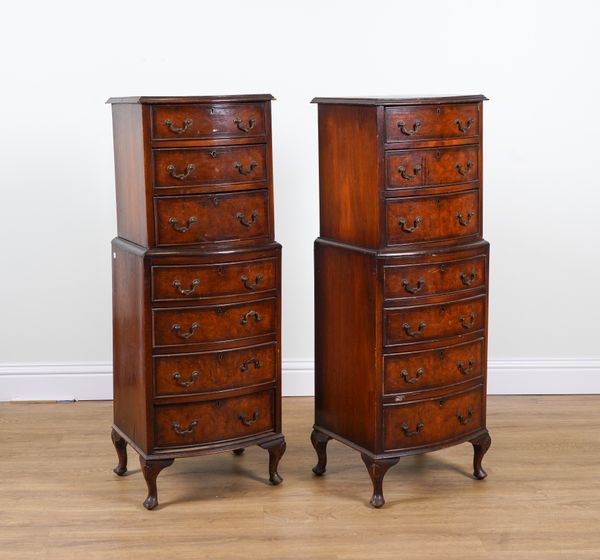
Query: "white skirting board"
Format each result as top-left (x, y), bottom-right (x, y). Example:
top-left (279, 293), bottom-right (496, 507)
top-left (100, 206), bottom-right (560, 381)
top-left (0, 359), bottom-right (599, 401)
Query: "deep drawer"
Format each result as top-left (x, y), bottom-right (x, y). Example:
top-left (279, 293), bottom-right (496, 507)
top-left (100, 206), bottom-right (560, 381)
top-left (153, 298), bottom-right (276, 348)
top-left (154, 343), bottom-right (277, 397)
top-left (384, 103), bottom-right (480, 143)
top-left (383, 385), bottom-right (483, 451)
top-left (155, 389), bottom-right (274, 447)
top-left (385, 190), bottom-right (479, 246)
top-left (154, 190), bottom-right (270, 247)
top-left (152, 103), bottom-right (266, 140)
top-left (384, 295), bottom-right (486, 346)
top-left (384, 339), bottom-right (484, 394)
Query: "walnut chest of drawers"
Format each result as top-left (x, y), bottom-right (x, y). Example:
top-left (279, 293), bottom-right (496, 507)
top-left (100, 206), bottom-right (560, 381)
top-left (107, 95), bottom-right (286, 510)
top-left (310, 95), bottom-right (491, 508)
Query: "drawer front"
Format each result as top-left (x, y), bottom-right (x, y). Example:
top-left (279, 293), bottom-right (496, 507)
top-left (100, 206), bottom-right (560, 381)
top-left (386, 190), bottom-right (479, 246)
top-left (384, 104), bottom-right (480, 143)
top-left (384, 339), bottom-right (484, 394)
top-left (155, 190), bottom-right (270, 247)
top-left (384, 386), bottom-right (482, 450)
top-left (153, 299), bottom-right (276, 348)
top-left (152, 258), bottom-right (277, 302)
top-left (154, 343), bottom-right (277, 397)
top-left (384, 295), bottom-right (486, 346)
top-left (155, 390), bottom-right (274, 447)
top-left (384, 255), bottom-right (486, 300)
top-left (153, 145), bottom-right (267, 190)
top-left (152, 103), bottom-right (266, 140)
top-left (386, 145), bottom-right (479, 190)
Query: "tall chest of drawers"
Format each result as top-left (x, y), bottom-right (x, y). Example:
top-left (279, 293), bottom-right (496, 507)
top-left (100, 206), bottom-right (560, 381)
top-left (107, 95), bottom-right (286, 510)
top-left (310, 95), bottom-right (491, 508)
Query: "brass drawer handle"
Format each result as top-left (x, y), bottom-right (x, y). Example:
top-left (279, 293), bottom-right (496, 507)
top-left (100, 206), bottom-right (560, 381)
top-left (163, 118), bottom-right (193, 134)
top-left (455, 118), bottom-right (473, 133)
top-left (234, 117), bottom-right (256, 132)
top-left (241, 273), bottom-right (263, 290)
top-left (241, 310), bottom-right (262, 325)
top-left (171, 322), bottom-right (199, 339)
top-left (397, 120), bottom-right (421, 136)
top-left (236, 210), bottom-right (258, 227)
top-left (400, 420), bottom-right (424, 437)
top-left (240, 358), bottom-right (262, 372)
top-left (234, 161), bottom-right (258, 176)
top-left (401, 278), bottom-right (425, 294)
top-left (459, 271), bottom-right (478, 285)
top-left (400, 367), bottom-right (424, 384)
top-left (172, 278), bottom-right (200, 296)
top-left (459, 312), bottom-right (477, 329)
top-left (455, 161), bottom-right (473, 176)
top-left (456, 211), bottom-right (474, 226)
top-left (172, 370), bottom-right (200, 387)
top-left (456, 408), bottom-right (474, 425)
top-left (397, 164), bottom-right (422, 180)
top-left (397, 216), bottom-right (422, 233)
top-left (171, 419), bottom-right (198, 436)
top-left (168, 216), bottom-right (197, 233)
top-left (167, 163), bottom-right (195, 180)
top-left (457, 359), bottom-right (475, 375)
top-left (402, 321), bottom-right (426, 337)
top-left (239, 409), bottom-right (260, 426)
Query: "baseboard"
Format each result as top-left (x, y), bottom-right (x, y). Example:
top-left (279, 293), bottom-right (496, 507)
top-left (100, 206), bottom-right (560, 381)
top-left (1, 359), bottom-right (599, 401)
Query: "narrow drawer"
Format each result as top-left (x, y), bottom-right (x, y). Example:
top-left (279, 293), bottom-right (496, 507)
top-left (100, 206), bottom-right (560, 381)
top-left (153, 298), bottom-right (276, 348)
top-left (155, 390), bottom-right (274, 447)
top-left (386, 190), bottom-right (479, 246)
top-left (384, 104), bottom-right (480, 143)
top-left (384, 295), bottom-right (486, 346)
top-left (383, 386), bottom-right (482, 451)
top-left (152, 258), bottom-right (277, 302)
top-left (385, 145), bottom-right (479, 191)
top-left (154, 190), bottom-right (270, 247)
top-left (384, 339), bottom-right (484, 394)
top-left (154, 343), bottom-right (277, 397)
top-left (153, 145), bottom-right (267, 190)
top-left (152, 103), bottom-right (266, 140)
top-left (384, 255), bottom-right (486, 299)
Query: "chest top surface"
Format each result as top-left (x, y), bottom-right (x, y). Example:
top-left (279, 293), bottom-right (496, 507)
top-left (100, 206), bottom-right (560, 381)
top-left (311, 94), bottom-right (487, 106)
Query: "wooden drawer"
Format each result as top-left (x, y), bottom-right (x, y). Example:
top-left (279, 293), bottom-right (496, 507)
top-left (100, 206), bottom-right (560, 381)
top-left (385, 145), bottom-right (479, 191)
top-left (154, 343), bottom-right (276, 397)
top-left (386, 190), bottom-right (479, 246)
top-left (153, 298), bottom-right (276, 348)
top-left (153, 145), bottom-right (267, 191)
top-left (384, 339), bottom-right (484, 394)
top-left (152, 258), bottom-right (277, 302)
top-left (384, 104), bottom-right (480, 143)
top-left (155, 390), bottom-right (274, 447)
top-left (151, 103), bottom-right (266, 140)
top-left (154, 190), bottom-right (270, 247)
top-left (384, 295), bottom-right (486, 346)
top-left (383, 386), bottom-right (482, 451)
top-left (384, 255), bottom-right (486, 299)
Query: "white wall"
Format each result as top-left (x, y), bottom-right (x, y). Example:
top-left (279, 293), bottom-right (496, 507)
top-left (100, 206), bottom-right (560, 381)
top-left (1, 0), bottom-right (599, 399)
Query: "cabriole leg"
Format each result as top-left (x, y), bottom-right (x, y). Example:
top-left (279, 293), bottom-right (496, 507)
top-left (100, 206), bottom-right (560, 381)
top-left (111, 427), bottom-right (128, 476)
top-left (361, 454), bottom-right (399, 508)
top-left (310, 428), bottom-right (332, 476)
top-left (139, 457), bottom-right (174, 510)
top-left (471, 430), bottom-right (492, 480)
top-left (259, 437), bottom-right (286, 485)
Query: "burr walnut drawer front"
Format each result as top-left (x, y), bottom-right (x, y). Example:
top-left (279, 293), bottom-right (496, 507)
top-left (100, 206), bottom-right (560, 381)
top-left (152, 103), bottom-right (266, 140)
top-left (384, 104), bottom-right (480, 143)
top-left (153, 145), bottom-right (267, 191)
top-left (154, 190), bottom-right (270, 247)
top-left (384, 295), bottom-right (486, 346)
top-left (155, 390), bottom-right (274, 447)
top-left (386, 190), bottom-right (479, 246)
top-left (385, 145), bottom-right (479, 191)
top-left (384, 255), bottom-right (486, 300)
top-left (383, 386), bottom-right (482, 451)
top-left (384, 339), bottom-right (484, 394)
top-left (154, 343), bottom-right (277, 397)
top-left (152, 258), bottom-right (277, 302)
top-left (153, 298), bottom-right (276, 348)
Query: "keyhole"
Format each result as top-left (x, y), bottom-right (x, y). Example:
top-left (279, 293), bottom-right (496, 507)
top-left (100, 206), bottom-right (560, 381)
top-left (216, 307), bottom-right (224, 315)
top-left (210, 107), bottom-right (215, 114)
top-left (218, 353), bottom-right (224, 361)
top-left (436, 150), bottom-right (441, 158)
top-left (215, 400), bottom-right (221, 407)
top-left (213, 196), bottom-right (220, 206)
top-left (217, 266), bottom-right (224, 275)
top-left (438, 350), bottom-right (445, 359)
top-left (439, 399), bottom-right (447, 407)
top-left (436, 107), bottom-right (441, 115)
top-left (440, 264), bottom-right (447, 272)
top-left (210, 150), bottom-right (217, 158)
top-left (440, 305), bottom-right (447, 313)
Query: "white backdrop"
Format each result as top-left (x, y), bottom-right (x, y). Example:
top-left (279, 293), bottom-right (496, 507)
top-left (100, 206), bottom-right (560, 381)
top-left (1, 0), bottom-right (599, 399)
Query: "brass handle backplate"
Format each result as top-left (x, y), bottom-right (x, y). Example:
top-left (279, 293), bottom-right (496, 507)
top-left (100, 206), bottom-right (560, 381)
top-left (398, 164), bottom-right (422, 180)
top-left (171, 419), bottom-right (198, 436)
top-left (457, 359), bottom-right (475, 375)
top-left (164, 118), bottom-right (193, 134)
top-left (241, 273), bottom-right (263, 290)
top-left (240, 358), bottom-right (262, 372)
top-left (239, 409), bottom-right (260, 426)
top-left (236, 210), bottom-right (258, 227)
top-left (400, 420), bottom-right (424, 437)
top-left (459, 271), bottom-right (478, 286)
top-left (400, 367), bottom-right (424, 384)
top-left (397, 216), bottom-right (422, 233)
top-left (240, 310), bottom-right (262, 325)
top-left (456, 408), bottom-right (474, 425)
top-left (455, 118), bottom-right (473, 133)
top-left (166, 163), bottom-right (195, 180)
top-left (401, 278), bottom-right (425, 294)
top-left (172, 278), bottom-right (200, 296)
top-left (234, 117), bottom-right (256, 132)
top-left (459, 312), bottom-right (477, 329)
top-left (402, 321), bottom-right (426, 337)
top-left (397, 120), bottom-right (421, 136)
top-left (171, 322), bottom-right (199, 339)
top-left (172, 371), bottom-right (200, 388)
top-left (168, 216), bottom-right (198, 233)
top-left (456, 211), bottom-right (474, 226)
top-left (455, 161), bottom-right (474, 176)
top-left (234, 161), bottom-right (258, 176)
